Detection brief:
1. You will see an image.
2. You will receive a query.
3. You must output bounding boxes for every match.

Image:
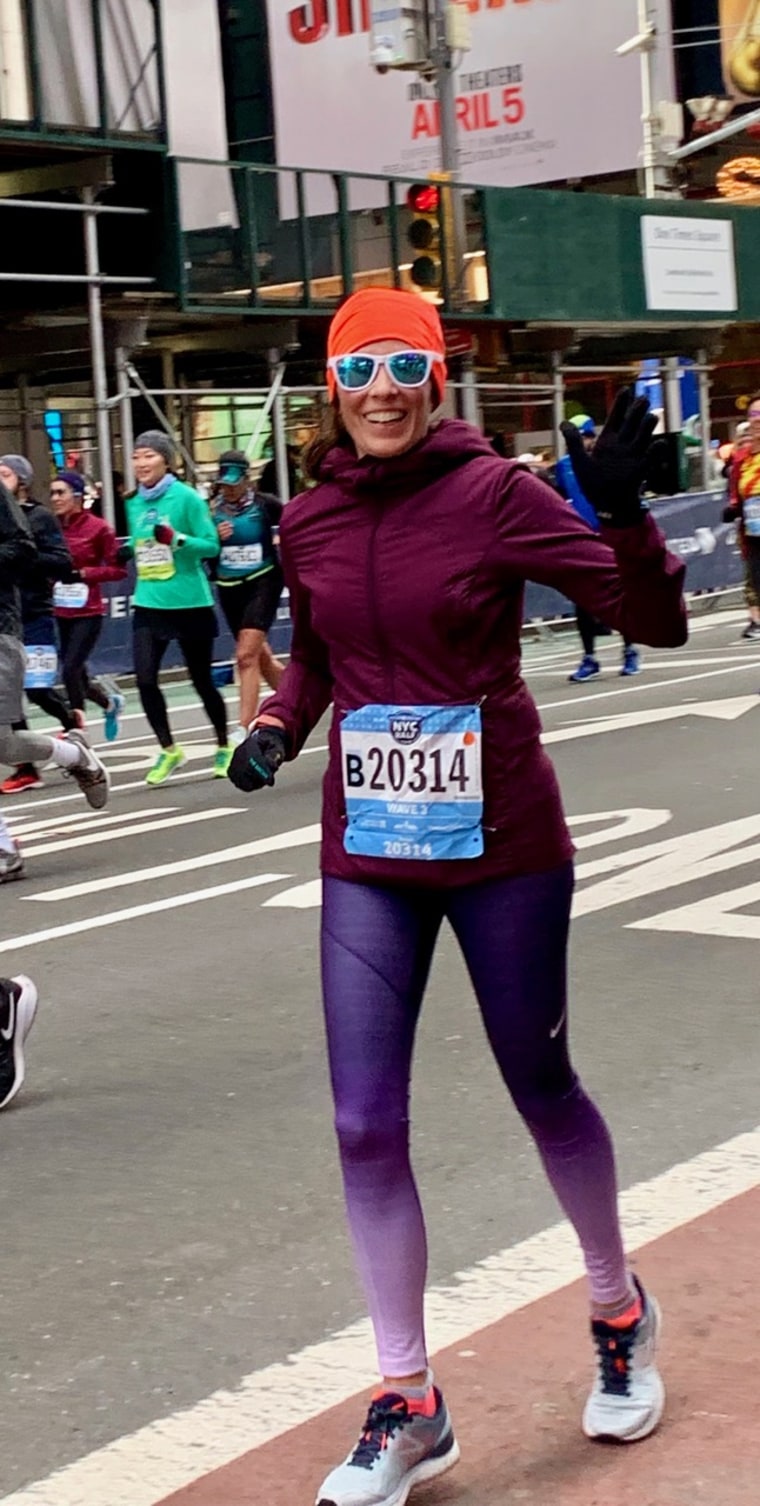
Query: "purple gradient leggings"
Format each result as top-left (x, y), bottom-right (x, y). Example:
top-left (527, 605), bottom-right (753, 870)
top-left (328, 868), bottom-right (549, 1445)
top-left (321, 863), bottom-right (628, 1376)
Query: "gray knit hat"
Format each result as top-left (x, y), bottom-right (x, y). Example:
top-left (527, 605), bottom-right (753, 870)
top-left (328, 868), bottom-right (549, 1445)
top-left (0, 454), bottom-right (33, 488)
top-left (134, 430), bottom-right (176, 467)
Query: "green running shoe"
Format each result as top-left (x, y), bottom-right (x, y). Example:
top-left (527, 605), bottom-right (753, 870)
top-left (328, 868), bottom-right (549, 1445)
top-left (213, 746), bottom-right (234, 778)
top-left (145, 746), bottom-right (186, 786)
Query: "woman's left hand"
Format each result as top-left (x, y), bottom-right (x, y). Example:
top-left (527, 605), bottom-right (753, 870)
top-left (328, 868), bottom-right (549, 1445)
top-left (561, 389), bottom-right (661, 527)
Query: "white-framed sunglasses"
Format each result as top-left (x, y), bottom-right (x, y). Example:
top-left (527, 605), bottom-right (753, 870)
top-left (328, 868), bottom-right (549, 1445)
top-left (328, 349), bottom-right (444, 393)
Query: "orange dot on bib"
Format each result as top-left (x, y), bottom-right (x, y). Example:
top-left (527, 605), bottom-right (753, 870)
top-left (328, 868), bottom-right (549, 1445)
top-left (463, 731), bottom-right (476, 746)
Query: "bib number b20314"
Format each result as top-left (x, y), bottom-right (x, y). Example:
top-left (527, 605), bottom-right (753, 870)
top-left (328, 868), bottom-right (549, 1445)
top-left (341, 703), bottom-right (484, 862)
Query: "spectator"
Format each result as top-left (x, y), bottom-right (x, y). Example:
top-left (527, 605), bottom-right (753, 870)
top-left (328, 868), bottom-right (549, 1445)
top-left (556, 415), bottom-right (640, 682)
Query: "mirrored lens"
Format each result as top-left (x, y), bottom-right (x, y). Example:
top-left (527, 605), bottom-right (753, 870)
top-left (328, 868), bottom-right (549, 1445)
top-left (387, 352), bottom-right (431, 386)
top-left (336, 355), bottom-right (376, 390)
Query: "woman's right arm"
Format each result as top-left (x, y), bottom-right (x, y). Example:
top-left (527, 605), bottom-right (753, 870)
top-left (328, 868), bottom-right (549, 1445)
top-left (253, 526), bottom-right (333, 755)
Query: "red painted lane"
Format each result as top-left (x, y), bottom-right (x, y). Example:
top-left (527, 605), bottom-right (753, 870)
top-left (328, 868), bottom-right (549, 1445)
top-left (158, 1186), bottom-right (760, 1506)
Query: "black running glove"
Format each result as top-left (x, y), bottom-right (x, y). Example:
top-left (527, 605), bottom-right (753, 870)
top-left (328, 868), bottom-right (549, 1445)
top-left (115, 542), bottom-right (134, 566)
top-left (228, 726), bottom-right (287, 793)
top-left (560, 389), bottom-right (662, 527)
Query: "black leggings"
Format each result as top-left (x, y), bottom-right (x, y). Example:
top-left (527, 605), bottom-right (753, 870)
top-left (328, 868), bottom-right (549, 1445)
top-left (57, 616), bottom-right (110, 713)
top-left (133, 610), bottom-right (228, 750)
top-left (576, 606), bottom-right (632, 657)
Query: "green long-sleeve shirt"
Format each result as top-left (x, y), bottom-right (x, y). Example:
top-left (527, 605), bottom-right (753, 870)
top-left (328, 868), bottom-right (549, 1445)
top-left (126, 480), bottom-right (220, 611)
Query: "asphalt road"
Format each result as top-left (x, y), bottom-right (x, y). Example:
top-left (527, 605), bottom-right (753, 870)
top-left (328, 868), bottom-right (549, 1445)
top-left (3, 606), bottom-right (760, 1498)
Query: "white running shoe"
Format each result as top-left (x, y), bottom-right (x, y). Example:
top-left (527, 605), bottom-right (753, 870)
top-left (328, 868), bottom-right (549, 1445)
top-left (583, 1277), bottom-right (664, 1442)
top-left (0, 976), bottom-right (39, 1109)
top-left (65, 730), bottom-right (110, 810)
top-left (316, 1387), bottom-right (460, 1506)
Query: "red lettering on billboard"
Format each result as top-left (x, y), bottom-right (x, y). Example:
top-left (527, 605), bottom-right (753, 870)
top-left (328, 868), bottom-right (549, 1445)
top-left (288, 1), bottom-right (329, 43)
top-left (289, 0), bottom-right (370, 43)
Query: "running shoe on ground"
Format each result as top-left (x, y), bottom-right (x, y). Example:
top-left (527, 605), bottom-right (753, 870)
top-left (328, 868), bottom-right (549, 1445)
top-left (741, 622), bottom-right (760, 640)
top-left (568, 655), bottom-right (600, 683)
top-left (316, 1387), bottom-right (460, 1506)
top-left (104, 691), bottom-right (125, 743)
top-left (583, 1277), bottom-right (664, 1442)
top-left (146, 746), bottom-right (186, 786)
top-left (0, 976), bottom-right (38, 1109)
top-left (620, 647), bottom-right (640, 677)
top-left (213, 746), bottom-right (234, 778)
top-left (0, 766), bottom-right (43, 795)
top-left (65, 730), bottom-right (110, 810)
top-left (0, 843), bottom-right (23, 883)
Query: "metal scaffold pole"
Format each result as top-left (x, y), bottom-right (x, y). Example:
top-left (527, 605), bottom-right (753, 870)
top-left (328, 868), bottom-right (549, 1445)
top-left (82, 186), bottom-right (115, 528)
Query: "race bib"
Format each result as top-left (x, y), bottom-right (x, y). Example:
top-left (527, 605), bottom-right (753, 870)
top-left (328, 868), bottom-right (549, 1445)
top-left (135, 540), bottom-right (175, 581)
top-left (341, 703), bottom-right (484, 862)
top-left (745, 497), bottom-right (760, 538)
top-left (24, 644), bottom-right (58, 690)
top-left (220, 543), bottom-right (263, 573)
top-left (53, 580), bottom-right (89, 609)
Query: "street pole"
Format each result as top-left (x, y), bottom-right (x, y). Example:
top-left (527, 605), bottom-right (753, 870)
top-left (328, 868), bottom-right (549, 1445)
top-left (82, 186), bottom-right (115, 528)
top-left (428, 0), bottom-right (466, 301)
top-left (428, 0), bottom-right (479, 423)
top-left (114, 345), bottom-right (135, 493)
top-left (637, 0), bottom-right (658, 201)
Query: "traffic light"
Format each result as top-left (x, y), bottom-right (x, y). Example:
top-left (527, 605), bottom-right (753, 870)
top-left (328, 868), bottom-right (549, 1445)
top-left (406, 182), bottom-right (442, 290)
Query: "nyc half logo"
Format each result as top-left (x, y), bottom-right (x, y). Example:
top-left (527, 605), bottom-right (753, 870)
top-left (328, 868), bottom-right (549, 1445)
top-left (389, 714), bottom-right (423, 745)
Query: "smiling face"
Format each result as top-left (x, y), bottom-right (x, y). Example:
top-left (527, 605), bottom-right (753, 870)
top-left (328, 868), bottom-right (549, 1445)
top-left (336, 340), bottom-right (434, 461)
top-left (133, 447), bottom-right (168, 489)
top-left (50, 480), bottom-right (82, 522)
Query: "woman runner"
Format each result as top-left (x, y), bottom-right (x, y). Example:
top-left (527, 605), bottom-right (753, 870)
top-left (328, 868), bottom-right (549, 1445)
top-left (52, 471), bottom-right (127, 741)
top-left (228, 289), bottom-right (687, 1506)
top-left (211, 448), bottom-right (285, 743)
top-left (124, 432), bottom-right (231, 785)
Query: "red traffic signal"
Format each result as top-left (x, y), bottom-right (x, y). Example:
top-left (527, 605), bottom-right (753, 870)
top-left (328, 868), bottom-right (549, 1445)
top-left (406, 183), bottom-right (440, 215)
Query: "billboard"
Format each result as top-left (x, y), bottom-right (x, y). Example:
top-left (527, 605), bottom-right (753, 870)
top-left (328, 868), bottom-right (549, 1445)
top-left (266, 0), bottom-right (674, 191)
top-left (721, 0), bottom-right (760, 99)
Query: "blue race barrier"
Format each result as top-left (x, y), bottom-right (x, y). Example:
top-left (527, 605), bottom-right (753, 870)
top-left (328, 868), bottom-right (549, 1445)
top-left (89, 491), bottom-right (738, 676)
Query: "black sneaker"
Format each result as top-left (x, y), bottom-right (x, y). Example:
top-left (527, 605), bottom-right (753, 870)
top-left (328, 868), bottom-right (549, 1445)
top-left (741, 622), bottom-right (760, 640)
top-left (65, 730), bottom-right (110, 810)
top-left (0, 843), bottom-right (23, 883)
top-left (0, 976), bottom-right (39, 1109)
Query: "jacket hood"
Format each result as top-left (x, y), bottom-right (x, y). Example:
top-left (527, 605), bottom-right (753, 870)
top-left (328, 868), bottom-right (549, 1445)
top-left (315, 418), bottom-right (499, 493)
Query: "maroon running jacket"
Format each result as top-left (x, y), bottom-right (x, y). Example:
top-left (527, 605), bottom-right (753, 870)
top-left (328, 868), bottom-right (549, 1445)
top-left (262, 420), bottom-right (687, 887)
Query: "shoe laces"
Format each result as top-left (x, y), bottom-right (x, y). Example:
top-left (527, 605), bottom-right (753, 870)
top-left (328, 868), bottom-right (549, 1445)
top-left (348, 1394), bottom-right (413, 1470)
top-left (591, 1320), bottom-right (638, 1396)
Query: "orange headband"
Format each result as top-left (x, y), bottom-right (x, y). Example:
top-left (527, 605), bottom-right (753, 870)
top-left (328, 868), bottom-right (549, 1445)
top-left (326, 288), bottom-right (447, 406)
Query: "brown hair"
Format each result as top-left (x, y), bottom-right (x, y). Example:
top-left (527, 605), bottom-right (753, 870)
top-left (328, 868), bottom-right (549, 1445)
top-left (301, 403), bottom-right (347, 483)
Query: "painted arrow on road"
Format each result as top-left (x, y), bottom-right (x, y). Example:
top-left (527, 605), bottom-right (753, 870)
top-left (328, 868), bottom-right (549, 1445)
top-left (544, 694), bottom-right (760, 745)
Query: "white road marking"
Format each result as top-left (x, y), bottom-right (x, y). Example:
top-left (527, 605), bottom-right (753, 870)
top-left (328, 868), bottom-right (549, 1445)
top-left (574, 813), bottom-right (760, 918)
top-left (263, 878), bottom-right (322, 909)
top-left (27, 823), bottom-right (322, 903)
top-left (544, 693), bottom-right (760, 744)
top-left (5, 1123), bottom-right (760, 1506)
top-left (629, 878), bottom-right (760, 940)
top-left (536, 660), bottom-right (760, 712)
top-left (11, 807), bottom-right (177, 839)
top-left (21, 808), bottom-right (240, 859)
top-left (0, 872), bottom-right (290, 957)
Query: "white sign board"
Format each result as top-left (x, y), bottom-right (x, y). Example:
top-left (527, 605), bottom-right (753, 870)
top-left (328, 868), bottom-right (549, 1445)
top-left (266, 0), bottom-right (674, 193)
top-left (641, 216), bottom-right (738, 313)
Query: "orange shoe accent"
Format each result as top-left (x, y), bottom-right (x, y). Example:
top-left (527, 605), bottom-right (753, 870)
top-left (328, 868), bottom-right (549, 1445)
top-left (603, 1296), bottom-right (644, 1330)
top-left (372, 1385), bottom-right (437, 1417)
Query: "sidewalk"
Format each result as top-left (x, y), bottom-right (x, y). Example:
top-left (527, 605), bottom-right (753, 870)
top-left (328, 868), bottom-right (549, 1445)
top-left (158, 1185), bottom-right (759, 1506)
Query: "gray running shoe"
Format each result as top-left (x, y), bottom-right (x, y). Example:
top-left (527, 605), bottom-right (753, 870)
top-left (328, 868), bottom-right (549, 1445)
top-left (0, 844), bottom-right (23, 883)
top-left (583, 1277), bottom-right (664, 1442)
top-left (316, 1388), bottom-right (460, 1506)
top-left (65, 730), bottom-right (110, 811)
top-left (0, 975), bottom-right (39, 1109)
